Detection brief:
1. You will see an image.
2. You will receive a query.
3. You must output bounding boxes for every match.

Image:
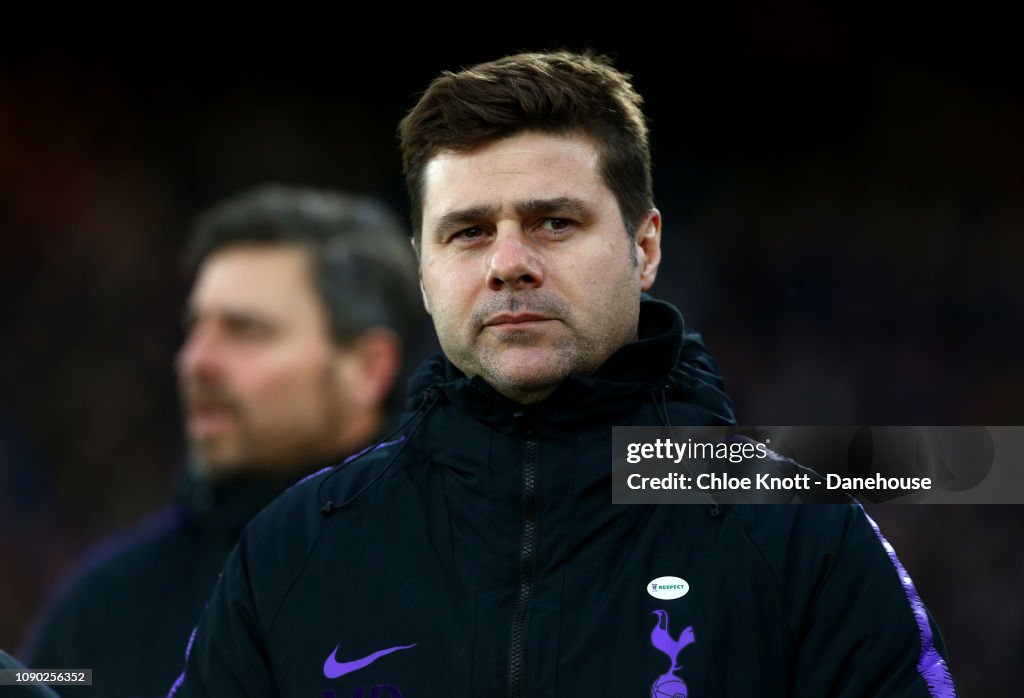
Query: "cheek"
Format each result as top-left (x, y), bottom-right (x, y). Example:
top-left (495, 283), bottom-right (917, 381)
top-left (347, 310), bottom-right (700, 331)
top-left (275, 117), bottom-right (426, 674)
top-left (240, 358), bottom-right (325, 413)
top-left (556, 257), bottom-right (606, 305)
top-left (424, 264), bottom-right (476, 316)
top-left (569, 251), bottom-right (638, 322)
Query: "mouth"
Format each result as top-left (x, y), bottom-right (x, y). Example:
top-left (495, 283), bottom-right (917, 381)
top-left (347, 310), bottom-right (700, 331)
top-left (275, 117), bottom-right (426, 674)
top-left (484, 313), bottom-right (555, 329)
top-left (184, 400), bottom-right (238, 438)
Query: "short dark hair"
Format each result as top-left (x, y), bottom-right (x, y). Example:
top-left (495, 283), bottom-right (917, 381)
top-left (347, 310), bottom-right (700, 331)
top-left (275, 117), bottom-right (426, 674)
top-left (186, 184), bottom-right (421, 354)
top-left (398, 50), bottom-right (653, 245)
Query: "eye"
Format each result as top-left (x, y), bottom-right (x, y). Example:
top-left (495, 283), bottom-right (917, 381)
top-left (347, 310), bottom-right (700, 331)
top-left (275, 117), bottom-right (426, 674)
top-left (224, 317), bottom-right (274, 341)
top-left (539, 218), bottom-right (572, 235)
top-left (451, 226), bottom-right (488, 243)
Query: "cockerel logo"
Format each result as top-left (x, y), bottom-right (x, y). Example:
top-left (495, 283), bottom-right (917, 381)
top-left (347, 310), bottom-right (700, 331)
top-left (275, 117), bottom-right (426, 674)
top-left (649, 610), bottom-right (695, 698)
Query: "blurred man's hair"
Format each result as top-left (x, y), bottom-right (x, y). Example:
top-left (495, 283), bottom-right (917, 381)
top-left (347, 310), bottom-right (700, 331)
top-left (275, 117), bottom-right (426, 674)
top-left (398, 50), bottom-right (653, 246)
top-left (186, 184), bottom-right (421, 355)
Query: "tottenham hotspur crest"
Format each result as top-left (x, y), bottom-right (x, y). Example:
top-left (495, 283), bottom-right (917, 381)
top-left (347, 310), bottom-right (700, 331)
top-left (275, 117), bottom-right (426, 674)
top-left (649, 609), bottom-right (695, 698)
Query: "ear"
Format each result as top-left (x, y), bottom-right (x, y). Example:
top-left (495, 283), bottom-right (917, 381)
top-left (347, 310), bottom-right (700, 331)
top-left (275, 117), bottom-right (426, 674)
top-left (333, 328), bottom-right (402, 412)
top-left (635, 209), bottom-right (662, 291)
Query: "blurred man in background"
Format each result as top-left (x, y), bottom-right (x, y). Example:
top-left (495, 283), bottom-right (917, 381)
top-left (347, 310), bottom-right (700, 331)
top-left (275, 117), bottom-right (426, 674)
top-left (21, 185), bottom-right (422, 698)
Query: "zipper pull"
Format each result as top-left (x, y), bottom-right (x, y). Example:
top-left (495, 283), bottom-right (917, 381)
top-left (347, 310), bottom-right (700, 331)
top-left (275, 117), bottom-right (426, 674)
top-left (512, 410), bottom-right (535, 438)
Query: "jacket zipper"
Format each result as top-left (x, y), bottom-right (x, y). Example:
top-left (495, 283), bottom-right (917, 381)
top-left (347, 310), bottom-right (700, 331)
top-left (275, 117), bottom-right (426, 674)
top-left (507, 411), bottom-right (537, 698)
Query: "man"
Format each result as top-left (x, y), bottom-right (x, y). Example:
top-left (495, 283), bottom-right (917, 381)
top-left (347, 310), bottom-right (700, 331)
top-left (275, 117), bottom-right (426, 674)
top-left (23, 185), bottom-right (421, 698)
top-left (170, 53), bottom-right (958, 697)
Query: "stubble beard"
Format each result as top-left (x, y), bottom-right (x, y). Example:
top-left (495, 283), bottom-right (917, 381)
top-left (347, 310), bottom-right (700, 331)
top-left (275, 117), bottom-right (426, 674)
top-left (439, 252), bottom-right (643, 403)
top-left (443, 292), bottom-right (592, 404)
top-left (183, 362), bottom-right (344, 478)
top-left (478, 330), bottom-right (585, 404)
top-left (187, 409), bottom-right (257, 479)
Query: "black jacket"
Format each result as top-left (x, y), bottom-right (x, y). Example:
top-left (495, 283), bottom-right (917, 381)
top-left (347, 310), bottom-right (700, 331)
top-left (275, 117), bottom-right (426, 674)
top-left (171, 299), bottom-right (957, 697)
top-left (24, 469), bottom-right (312, 698)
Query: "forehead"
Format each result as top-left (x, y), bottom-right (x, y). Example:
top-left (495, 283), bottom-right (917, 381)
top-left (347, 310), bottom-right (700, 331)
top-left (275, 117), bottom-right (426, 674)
top-left (190, 244), bottom-right (321, 319)
top-left (421, 132), bottom-right (612, 225)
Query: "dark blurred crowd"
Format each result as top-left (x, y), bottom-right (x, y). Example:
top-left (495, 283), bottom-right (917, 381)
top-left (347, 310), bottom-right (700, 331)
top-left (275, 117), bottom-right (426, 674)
top-left (2, 23), bottom-right (1021, 696)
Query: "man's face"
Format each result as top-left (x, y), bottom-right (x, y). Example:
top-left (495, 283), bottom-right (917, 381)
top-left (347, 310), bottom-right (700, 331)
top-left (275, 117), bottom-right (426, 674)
top-left (177, 244), bottom-right (351, 477)
top-left (418, 131), bottom-right (661, 403)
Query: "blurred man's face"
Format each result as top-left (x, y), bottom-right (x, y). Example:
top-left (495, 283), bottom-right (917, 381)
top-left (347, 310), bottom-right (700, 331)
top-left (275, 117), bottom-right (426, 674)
top-left (177, 244), bottom-right (351, 477)
top-left (418, 131), bottom-right (661, 403)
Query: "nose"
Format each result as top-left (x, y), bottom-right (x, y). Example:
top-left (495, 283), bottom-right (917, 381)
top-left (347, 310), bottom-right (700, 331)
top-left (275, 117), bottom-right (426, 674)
top-left (176, 323), bottom-right (222, 382)
top-left (486, 226), bottom-right (543, 292)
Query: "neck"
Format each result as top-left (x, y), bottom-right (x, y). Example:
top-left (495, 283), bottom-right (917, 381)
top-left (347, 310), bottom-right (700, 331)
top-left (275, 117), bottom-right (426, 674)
top-left (491, 383), bottom-right (558, 405)
top-left (333, 409), bottom-right (384, 456)
top-left (191, 411), bottom-right (386, 482)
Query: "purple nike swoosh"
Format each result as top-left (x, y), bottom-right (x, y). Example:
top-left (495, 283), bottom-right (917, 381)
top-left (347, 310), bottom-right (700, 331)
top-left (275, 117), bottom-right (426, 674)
top-left (322, 643), bottom-right (417, 679)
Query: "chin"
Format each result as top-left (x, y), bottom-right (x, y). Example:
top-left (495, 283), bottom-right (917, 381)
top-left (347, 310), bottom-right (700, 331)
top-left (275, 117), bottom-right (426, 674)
top-left (191, 446), bottom-right (245, 477)
top-left (471, 345), bottom-right (583, 399)
top-left (489, 364), bottom-right (572, 402)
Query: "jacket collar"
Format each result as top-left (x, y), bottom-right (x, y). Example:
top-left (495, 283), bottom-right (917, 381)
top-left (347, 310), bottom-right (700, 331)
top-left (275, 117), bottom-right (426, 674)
top-left (173, 430), bottom-right (392, 537)
top-left (173, 468), bottom-right (302, 538)
top-left (406, 296), bottom-right (734, 431)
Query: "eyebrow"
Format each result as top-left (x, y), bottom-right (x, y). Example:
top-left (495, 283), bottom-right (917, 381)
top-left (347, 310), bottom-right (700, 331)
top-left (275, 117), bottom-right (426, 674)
top-left (182, 306), bottom-right (277, 331)
top-left (515, 197), bottom-right (593, 219)
top-left (431, 197), bottom-right (595, 238)
top-left (433, 204), bottom-right (500, 238)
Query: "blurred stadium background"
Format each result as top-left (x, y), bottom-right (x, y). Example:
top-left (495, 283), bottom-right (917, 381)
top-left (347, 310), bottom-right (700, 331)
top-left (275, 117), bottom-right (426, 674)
top-left (1, 13), bottom-right (1020, 696)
